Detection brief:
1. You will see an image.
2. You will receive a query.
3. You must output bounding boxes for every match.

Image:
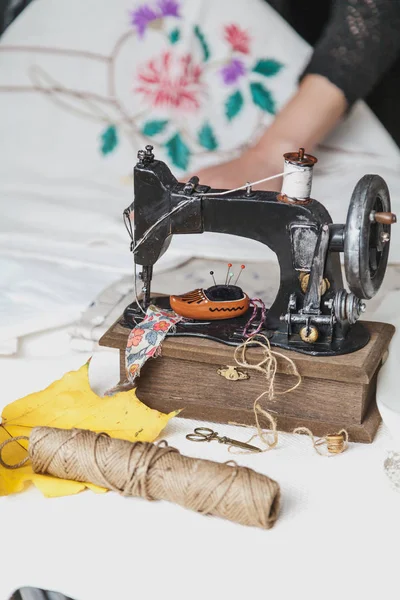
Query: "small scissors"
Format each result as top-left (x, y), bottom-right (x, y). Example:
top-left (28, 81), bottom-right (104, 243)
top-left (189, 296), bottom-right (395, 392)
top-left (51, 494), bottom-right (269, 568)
top-left (186, 427), bottom-right (262, 452)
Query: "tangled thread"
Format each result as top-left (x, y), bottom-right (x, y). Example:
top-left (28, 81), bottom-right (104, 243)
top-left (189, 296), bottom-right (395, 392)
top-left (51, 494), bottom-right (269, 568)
top-left (231, 334), bottom-right (348, 456)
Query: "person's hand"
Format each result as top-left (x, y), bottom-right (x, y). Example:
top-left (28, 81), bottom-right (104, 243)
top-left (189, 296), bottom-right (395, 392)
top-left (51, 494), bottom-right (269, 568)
top-left (192, 142), bottom-right (287, 193)
top-left (190, 74), bottom-right (347, 194)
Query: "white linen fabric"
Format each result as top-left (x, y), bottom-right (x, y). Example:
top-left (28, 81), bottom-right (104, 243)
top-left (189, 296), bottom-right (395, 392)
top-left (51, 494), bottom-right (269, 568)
top-left (0, 0), bottom-right (400, 352)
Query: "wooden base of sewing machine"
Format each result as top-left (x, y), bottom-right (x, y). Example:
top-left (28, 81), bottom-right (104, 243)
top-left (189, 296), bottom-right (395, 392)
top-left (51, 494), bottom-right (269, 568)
top-left (99, 318), bottom-right (395, 444)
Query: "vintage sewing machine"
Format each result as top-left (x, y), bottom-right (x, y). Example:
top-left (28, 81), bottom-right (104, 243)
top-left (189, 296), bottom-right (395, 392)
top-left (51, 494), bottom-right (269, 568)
top-left (123, 144), bottom-right (395, 355)
top-left (100, 144), bottom-right (396, 442)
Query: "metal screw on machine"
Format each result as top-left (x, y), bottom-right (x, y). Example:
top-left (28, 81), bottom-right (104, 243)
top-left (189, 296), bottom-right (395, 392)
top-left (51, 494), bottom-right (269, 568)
top-left (145, 144), bottom-right (155, 161)
top-left (137, 149), bottom-right (145, 163)
top-left (381, 232), bottom-right (390, 243)
top-left (299, 325), bottom-right (319, 343)
top-left (288, 293), bottom-right (296, 310)
top-left (138, 145), bottom-right (155, 165)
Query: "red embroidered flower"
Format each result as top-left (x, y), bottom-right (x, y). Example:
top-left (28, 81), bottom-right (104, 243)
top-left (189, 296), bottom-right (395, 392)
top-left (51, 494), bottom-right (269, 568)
top-left (153, 320), bottom-right (170, 332)
top-left (224, 24), bottom-right (251, 54)
top-left (127, 328), bottom-right (145, 347)
top-left (135, 51), bottom-right (204, 111)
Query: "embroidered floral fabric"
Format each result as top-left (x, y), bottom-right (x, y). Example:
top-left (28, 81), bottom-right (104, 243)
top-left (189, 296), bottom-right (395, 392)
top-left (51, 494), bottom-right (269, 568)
top-left (0, 0), bottom-right (300, 179)
top-left (125, 305), bottom-right (182, 383)
top-left (102, 0), bottom-right (287, 172)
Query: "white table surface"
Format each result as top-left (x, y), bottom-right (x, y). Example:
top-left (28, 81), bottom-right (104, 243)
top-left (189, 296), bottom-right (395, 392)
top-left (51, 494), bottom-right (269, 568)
top-left (1, 323), bottom-right (399, 600)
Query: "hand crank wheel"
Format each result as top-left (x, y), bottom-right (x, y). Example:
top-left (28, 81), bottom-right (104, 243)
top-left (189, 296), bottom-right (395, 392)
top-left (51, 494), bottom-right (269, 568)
top-left (344, 174), bottom-right (393, 300)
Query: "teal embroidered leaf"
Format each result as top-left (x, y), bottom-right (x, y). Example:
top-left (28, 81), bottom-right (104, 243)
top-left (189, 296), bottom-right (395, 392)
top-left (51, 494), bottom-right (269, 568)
top-left (250, 82), bottom-right (276, 114)
top-left (165, 133), bottom-right (191, 170)
top-left (252, 59), bottom-right (283, 77)
top-left (198, 123), bottom-right (218, 151)
top-left (169, 28), bottom-right (180, 44)
top-left (141, 120), bottom-right (169, 137)
top-left (100, 125), bottom-right (118, 155)
top-left (225, 90), bottom-right (244, 121)
top-left (194, 25), bottom-right (210, 62)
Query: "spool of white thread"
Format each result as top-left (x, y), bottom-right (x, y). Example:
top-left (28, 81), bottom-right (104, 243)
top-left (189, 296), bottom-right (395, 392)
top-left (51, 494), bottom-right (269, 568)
top-left (281, 149), bottom-right (317, 200)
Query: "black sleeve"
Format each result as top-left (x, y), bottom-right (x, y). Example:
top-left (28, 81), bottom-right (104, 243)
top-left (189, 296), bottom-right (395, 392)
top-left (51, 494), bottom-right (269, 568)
top-left (301, 0), bottom-right (400, 105)
top-left (0, 0), bottom-right (33, 35)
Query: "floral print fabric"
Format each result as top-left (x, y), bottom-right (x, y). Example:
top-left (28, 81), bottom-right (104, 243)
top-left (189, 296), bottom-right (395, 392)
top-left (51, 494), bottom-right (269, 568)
top-left (97, 0), bottom-right (288, 172)
top-left (125, 305), bottom-right (182, 383)
top-left (0, 0), bottom-right (311, 182)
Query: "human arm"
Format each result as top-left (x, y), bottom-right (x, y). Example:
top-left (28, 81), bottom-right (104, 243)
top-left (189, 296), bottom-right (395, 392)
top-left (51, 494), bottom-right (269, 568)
top-left (301, 0), bottom-right (400, 107)
top-left (194, 0), bottom-right (400, 191)
top-left (194, 73), bottom-right (347, 191)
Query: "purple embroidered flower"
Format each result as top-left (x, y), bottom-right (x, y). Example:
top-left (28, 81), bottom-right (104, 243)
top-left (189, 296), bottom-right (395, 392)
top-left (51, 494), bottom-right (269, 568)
top-left (130, 5), bottom-right (158, 37)
top-left (130, 1), bottom-right (180, 37)
top-left (220, 59), bottom-right (246, 85)
top-left (159, 0), bottom-right (180, 17)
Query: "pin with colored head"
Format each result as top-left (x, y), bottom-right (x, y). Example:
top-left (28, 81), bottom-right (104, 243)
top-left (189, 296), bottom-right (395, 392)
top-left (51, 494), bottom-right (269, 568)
top-left (234, 265), bottom-right (246, 286)
top-left (225, 263), bottom-right (233, 285)
top-left (227, 271), bottom-right (234, 286)
top-left (210, 270), bottom-right (217, 286)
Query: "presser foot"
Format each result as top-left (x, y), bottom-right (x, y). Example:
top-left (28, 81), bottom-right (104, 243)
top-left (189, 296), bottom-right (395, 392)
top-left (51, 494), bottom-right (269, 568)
top-left (122, 297), bottom-right (371, 355)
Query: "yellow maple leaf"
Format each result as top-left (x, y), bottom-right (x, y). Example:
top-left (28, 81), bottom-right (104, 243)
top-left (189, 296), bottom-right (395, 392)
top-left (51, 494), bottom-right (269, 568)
top-left (0, 362), bottom-right (179, 497)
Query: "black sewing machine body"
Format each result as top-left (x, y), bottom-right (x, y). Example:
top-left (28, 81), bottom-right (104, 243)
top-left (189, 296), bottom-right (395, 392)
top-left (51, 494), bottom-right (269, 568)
top-left (123, 146), bottom-right (395, 356)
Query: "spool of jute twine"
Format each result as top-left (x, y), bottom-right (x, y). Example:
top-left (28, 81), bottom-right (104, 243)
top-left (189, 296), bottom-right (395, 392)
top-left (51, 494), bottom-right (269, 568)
top-left (0, 426), bottom-right (280, 530)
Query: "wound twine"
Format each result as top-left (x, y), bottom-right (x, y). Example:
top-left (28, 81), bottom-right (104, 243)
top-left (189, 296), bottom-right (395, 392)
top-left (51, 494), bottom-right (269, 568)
top-left (0, 426), bottom-right (280, 530)
top-left (292, 427), bottom-right (349, 456)
top-left (231, 334), bottom-right (348, 456)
